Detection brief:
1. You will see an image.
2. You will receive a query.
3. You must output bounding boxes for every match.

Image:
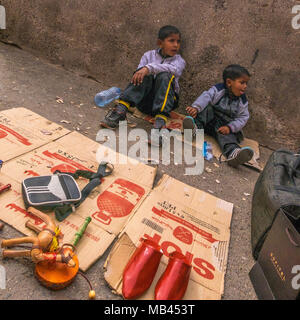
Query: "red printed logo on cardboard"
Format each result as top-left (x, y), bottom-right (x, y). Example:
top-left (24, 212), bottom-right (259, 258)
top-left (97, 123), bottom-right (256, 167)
top-left (6, 203), bottom-right (44, 226)
top-left (43, 150), bottom-right (91, 172)
top-left (145, 233), bottom-right (216, 280)
top-left (152, 206), bottom-right (218, 243)
top-left (92, 178), bottom-right (145, 225)
top-left (173, 226), bottom-right (193, 245)
top-left (0, 124), bottom-right (31, 145)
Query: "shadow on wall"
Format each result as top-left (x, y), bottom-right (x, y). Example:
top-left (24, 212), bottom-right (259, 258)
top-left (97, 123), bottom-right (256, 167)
top-left (0, 0), bottom-right (299, 149)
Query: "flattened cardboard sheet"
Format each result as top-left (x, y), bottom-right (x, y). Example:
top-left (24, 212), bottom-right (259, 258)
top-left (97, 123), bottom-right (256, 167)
top-left (0, 176), bottom-right (115, 271)
top-left (0, 131), bottom-right (156, 271)
top-left (104, 233), bottom-right (221, 300)
top-left (0, 108), bottom-right (234, 298)
top-left (104, 174), bottom-right (233, 300)
top-left (0, 107), bottom-right (69, 161)
top-left (205, 134), bottom-right (262, 171)
top-left (131, 108), bottom-right (262, 171)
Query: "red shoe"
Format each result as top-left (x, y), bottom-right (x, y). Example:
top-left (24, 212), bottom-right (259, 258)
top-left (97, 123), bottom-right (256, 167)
top-left (155, 251), bottom-right (192, 300)
top-left (122, 238), bottom-right (162, 299)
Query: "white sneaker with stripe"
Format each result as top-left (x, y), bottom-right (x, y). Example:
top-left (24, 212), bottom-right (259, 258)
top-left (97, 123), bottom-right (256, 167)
top-left (227, 147), bottom-right (254, 168)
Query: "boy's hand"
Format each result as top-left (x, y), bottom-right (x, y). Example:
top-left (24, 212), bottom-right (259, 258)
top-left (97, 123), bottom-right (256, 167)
top-left (218, 126), bottom-right (231, 135)
top-left (186, 106), bottom-right (198, 118)
top-left (131, 67), bottom-right (149, 86)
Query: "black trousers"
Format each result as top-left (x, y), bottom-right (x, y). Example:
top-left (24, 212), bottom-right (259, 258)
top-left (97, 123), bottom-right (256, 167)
top-left (119, 72), bottom-right (178, 118)
top-left (194, 104), bottom-right (243, 157)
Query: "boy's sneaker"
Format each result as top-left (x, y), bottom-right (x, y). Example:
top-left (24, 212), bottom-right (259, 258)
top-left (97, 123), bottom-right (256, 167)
top-left (227, 147), bottom-right (254, 168)
top-left (148, 117), bottom-right (167, 147)
top-left (153, 117), bottom-right (166, 130)
top-left (100, 105), bottom-right (127, 129)
top-left (183, 116), bottom-right (197, 137)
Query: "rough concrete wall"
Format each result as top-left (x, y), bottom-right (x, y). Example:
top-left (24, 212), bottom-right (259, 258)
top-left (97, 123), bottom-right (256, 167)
top-left (0, 0), bottom-right (299, 149)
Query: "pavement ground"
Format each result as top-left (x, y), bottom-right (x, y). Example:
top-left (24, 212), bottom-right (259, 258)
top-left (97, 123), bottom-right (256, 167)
top-left (0, 42), bottom-right (273, 300)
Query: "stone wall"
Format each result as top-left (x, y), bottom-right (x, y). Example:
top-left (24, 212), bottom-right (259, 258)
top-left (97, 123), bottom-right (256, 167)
top-left (1, 0), bottom-right (299, 149)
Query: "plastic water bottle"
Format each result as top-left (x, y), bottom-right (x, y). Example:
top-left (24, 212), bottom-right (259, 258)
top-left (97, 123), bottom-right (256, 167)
top-left (94, 87), bottom-right (122, 107)
top-left (203, 141), bottom-right (213, 161)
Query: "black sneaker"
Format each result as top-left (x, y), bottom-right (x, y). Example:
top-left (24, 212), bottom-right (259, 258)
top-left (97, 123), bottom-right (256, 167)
top-left (227, 147), bottom-right (254, 168)
top-left (100, 107), bottom-right (126, 129)
top-left (153, 117), bottom-right (166, 130)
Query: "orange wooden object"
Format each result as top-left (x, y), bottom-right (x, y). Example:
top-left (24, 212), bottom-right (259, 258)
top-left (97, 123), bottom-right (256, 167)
top-left (35, 248), bottom-right (79, 290)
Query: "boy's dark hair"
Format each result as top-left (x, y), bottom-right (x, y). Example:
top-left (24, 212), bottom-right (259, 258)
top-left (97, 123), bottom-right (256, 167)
top-left (223, 64), bottom-right (251, 83)
top-left (158, 25), bottom-right (181, 40)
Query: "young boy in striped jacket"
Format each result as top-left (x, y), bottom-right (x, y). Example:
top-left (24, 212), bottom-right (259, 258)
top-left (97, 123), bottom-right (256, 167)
top-left (183, 64), bottom-right (254, 168)
top-left (101, 25), bottom-right (186, 137)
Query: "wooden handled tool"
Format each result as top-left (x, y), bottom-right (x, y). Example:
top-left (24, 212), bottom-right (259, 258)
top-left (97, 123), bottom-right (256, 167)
top-left (0, 184), bottom-right (11, 194)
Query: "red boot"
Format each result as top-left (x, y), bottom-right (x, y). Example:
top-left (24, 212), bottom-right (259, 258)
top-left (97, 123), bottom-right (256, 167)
top-left (155, 251), bottom-right (192, 300)
top-left (122, 238), bottom-right (162, 299)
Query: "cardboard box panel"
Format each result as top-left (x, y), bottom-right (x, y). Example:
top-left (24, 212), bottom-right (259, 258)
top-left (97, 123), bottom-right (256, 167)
top-left (1, 135), bottom-right (156, 235)
top-left (0, 108), bottom-right (234, 297)
top-left (104, 174), bottom-right (233, 299)
top-left (131, 108), bottom-right (262, 171)
top-left (0, 173), bottom-right (115, 271)
top-left (104, 233), bottom-right (221, 300)
top-left (0, 128), bottom-right (156, 271)
top-left (154, 174), bottom-right (233, 228)
top-left (0, 108), bottom-right (69, 161)
top-left (55, 131), bottom-right (157, 189)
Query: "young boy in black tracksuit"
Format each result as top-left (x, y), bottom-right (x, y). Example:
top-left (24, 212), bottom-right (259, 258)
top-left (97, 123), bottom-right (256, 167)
top-left (183, 64), bottom-right (254, 168)
top-left (101, 25), bottom-right (186, 135)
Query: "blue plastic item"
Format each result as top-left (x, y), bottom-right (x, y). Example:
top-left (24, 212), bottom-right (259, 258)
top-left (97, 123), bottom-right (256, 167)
top-left (203, 141), bottom-right (213, 161)
top-left (94, 87), bottom-right (122, 107)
